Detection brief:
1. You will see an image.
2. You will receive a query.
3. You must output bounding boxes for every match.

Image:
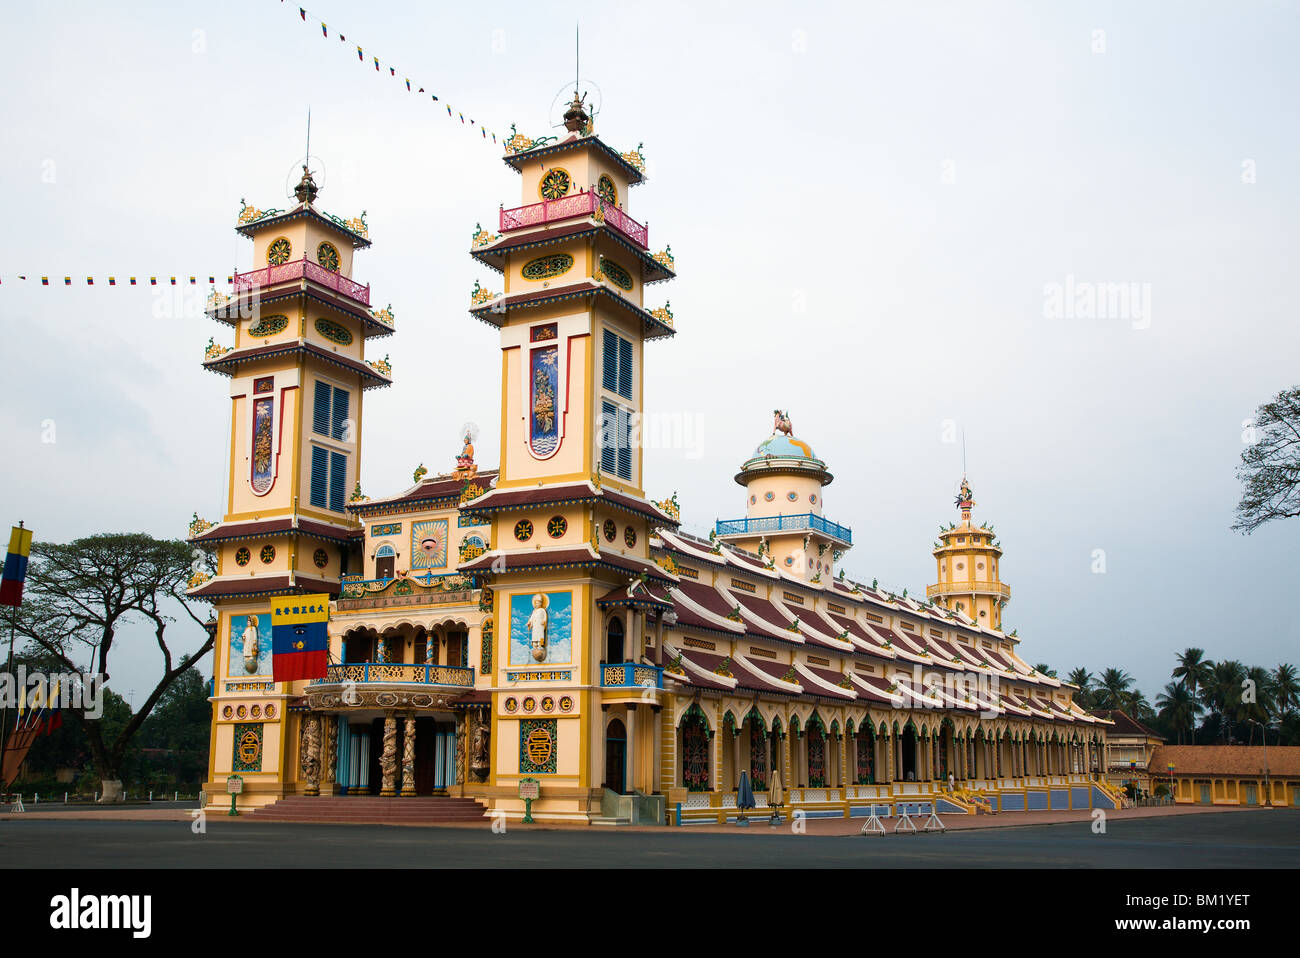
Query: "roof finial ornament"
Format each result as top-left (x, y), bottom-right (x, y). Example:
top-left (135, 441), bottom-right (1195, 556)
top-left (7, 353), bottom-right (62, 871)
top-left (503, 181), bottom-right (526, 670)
top-left (773, 409), bottom-right (793, 436)
top-left (294, 164), bottom-right (318, 205)
top-left (956, 475), bottom-right (975, 521)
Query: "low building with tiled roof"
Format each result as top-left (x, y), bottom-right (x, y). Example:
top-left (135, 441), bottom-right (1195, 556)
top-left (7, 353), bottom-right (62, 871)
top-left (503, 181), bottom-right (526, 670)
top-left (1091, 709), bottom-right (1165, 794)
top-left (1151, 745), bottom-right (1300, 807)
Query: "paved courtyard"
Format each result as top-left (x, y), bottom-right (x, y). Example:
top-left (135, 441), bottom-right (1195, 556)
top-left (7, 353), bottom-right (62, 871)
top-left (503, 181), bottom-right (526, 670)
top-left (0, 807), bottom-right (1294, 868)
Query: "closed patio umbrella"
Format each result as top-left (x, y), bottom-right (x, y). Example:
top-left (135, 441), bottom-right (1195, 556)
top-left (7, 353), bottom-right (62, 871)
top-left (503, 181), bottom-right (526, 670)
top-left (736, 769), bottom-right (756, 825)
top-left (767, 768), bottom-right (784, 823)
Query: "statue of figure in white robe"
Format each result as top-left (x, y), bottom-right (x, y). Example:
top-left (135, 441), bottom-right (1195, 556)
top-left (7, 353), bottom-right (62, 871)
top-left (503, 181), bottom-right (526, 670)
top-left (527, 594), bottom-right (549, 662)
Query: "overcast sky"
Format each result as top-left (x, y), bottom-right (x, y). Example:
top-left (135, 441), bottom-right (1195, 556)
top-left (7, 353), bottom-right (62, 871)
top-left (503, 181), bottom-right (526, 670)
top-left (1, 0), bottom-right (1296, 708)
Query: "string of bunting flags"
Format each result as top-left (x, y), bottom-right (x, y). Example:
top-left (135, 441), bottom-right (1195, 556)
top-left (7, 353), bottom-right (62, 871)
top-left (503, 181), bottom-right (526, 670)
top-left (282, 0), bottom-right (503, 146)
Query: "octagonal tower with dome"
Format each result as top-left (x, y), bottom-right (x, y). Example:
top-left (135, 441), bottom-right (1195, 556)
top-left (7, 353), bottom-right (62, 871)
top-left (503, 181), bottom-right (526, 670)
top-left (713, 410), bottom-right (852, 583)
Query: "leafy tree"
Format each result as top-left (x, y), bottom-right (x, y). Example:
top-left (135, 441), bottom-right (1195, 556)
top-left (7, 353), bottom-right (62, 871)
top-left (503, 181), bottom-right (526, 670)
top-left (136, 657), bottom-right (211, 785)
top-left (1155, 681), bottom-right (1200, 745)
top-left (1066, 668), bottom-right (1095, 709)
top-left (6, 533), bottom-right (214, 800)
top-left (1271, 664), bottom-right (1299, 720)
top-left (1233, 385), bottom-right (1300, 532)
top-left (1205, 660), bottom-right (1247, 744)
top-left (1095, 667), bottom-right (1135, 711)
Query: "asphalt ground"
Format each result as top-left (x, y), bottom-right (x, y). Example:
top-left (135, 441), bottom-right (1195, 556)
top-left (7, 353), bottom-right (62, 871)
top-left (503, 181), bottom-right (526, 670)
top-left (1, 808), bottom-right (1295, 868)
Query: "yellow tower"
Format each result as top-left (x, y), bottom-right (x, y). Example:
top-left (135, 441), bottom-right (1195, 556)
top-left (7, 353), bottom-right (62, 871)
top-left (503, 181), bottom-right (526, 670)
top-left (927, 477), bottom-right (1010, 630)
top-left (714, 411), bottom-right (851, 583)
top-left (459, 94), bottom-right (679, 821)
top-left (190, 165), bottom-right (394, 806)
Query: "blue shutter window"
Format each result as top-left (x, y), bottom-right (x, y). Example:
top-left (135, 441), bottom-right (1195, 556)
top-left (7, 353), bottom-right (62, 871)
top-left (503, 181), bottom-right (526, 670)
top-left (309, 446), bottom-right (329, 508)
top-left (313, 381), bottom-right (331, 436)
top-left (329, 451), bottom-right (347, 512)
top-left (618, 337), bottom-right (633, 400)
top-left (602, 330), bottom-right (618, 392)
top-left (332, 387), bottom-right (350, 441)
top-left (600, 401), bottom-right (617, 474)
top-left (616, 406), bottom-right (633, 480)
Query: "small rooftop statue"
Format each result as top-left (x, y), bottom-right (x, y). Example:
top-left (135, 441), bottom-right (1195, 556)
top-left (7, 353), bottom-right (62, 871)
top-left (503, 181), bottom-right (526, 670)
top-left (294, 165), bottom-right (319, 206)
top-left (773, 410), bottom-right (793, 436)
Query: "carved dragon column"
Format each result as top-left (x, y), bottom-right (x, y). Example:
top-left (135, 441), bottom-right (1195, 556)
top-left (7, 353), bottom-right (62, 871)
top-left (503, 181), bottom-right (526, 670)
top-left (301, 713), bottom-right (321, 797)
top-left (379, 711), bottom-right (398, 796)
top-left (400, 713), bottom-right (417, 797)
top-left (321, 714), bottom-right (337, 791)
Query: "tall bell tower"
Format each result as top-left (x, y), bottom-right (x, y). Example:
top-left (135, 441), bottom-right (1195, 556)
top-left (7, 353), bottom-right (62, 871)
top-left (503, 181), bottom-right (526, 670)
top-left (928, 477), bottom-right (1011, 630)
top-left (191, 164), bottom-right (394, 807)
top-left (460, 94), bottom-right (680, 821)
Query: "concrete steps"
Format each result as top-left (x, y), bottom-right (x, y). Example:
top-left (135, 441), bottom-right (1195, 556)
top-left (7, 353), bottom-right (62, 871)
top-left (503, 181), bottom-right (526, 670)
top-left (250, 795), bottom-right (487, 825)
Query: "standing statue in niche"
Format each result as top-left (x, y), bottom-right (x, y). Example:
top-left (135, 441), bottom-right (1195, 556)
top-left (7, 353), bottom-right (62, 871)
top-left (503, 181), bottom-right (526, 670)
top-left (470, 712), bottom-right (490, 782)
top-left (528, 594), bottom-right (550, 662)
top-left (242, 615), bottom-right (261, 674)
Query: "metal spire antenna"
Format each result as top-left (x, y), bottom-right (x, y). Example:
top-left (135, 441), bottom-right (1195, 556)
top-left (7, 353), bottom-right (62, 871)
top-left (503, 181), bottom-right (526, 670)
top-left (575, 24), bottom-right (580, 97)
top-left (962, 429), bottom-right (967, 477)
top-left (305, 107), bottom-right (311, 169)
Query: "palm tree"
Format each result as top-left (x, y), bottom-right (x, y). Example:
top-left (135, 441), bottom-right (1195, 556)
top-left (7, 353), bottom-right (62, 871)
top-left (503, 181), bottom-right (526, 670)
top-left (1243, 666), bottom-right (1275, 743)
top-left (1155, 681), bottom-right (1200, 744)
top-left (1095, 667), bottom-right (1135, 711)
top-left (1125, 689), bottom-right (1154, 722)
top-left (1172, 648), bottom-right (1214, 732)
top-left (1033, 663), bottom-right (1057, 678)
top-left (1067, 668), bottom-right (1095, 709)
top-left (1206, 660), bottom-right (1246, 743)
top-left (1271, 664), bottom-right (1299, 720)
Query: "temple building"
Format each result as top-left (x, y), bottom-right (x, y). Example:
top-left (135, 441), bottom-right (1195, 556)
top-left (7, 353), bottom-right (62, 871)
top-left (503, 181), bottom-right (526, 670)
top-left (192, 96), bottom-right (1119, 825)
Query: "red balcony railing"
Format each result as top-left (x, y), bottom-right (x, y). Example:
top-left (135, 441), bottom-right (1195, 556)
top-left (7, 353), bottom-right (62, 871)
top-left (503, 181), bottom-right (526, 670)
top-left (499, 190), bottom-right (648, 249)
top-left (231, 257), bottom-right (370, 307)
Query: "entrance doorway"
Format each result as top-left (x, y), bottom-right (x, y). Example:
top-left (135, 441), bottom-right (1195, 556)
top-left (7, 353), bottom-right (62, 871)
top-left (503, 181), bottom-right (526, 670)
top-left (605, 718), bottom-right (626, 794)
top-left (606, 618), bottom-right (624, 663)
top-left (901, 725), bottom-right (918, 781)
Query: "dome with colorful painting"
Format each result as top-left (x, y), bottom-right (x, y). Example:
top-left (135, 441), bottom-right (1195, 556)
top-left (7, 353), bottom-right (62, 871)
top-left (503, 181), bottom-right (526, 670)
top-left (752, 433), bottom-right (817, 461)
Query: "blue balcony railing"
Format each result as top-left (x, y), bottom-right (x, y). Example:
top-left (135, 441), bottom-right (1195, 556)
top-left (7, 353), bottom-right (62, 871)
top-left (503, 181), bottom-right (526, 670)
top-left (600, 662), bottom-right (664, 690)
top-left (312, 662), bottom-right (475, 688)
top-left (714, 513), bottom-right (852, 544)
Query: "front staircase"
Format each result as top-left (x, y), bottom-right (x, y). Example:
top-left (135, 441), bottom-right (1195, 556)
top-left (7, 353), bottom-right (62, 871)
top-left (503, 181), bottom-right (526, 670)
top-left (250, 795), bottom-right (488, 825)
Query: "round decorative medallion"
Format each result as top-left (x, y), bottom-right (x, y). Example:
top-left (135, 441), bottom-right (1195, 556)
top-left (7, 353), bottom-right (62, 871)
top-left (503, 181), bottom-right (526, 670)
top-left (267, 238), bottom-right (292, 266)
top-left (504, 697), bottom-right (518, 713)
top-left (521, 253), bottom-right (574, 281)
top-left (785, 556), bottom-right (794, 566)
top-left (251, 704), bottom-right (262, 718)
top-left (264, 704), bottom-right (276, 718)
top-left (597, 174), bottom-right (617, 206)
top-left (317, 242), bottom-right (340, 272)
top-left (539, 167), bottom-right (571, 200)
top-left (514, 519), bottom-right (534, 542)
top-left (559, 695), bottom-right (573, 712)
top-left (314, 548), bottom-right (328, 568)
top-left (236, 704), bottom-right (248, 718)
top-left (977, 561), bottom-right (985, 571)
top-left (222, 705), bottom-right (233, 719)
top-left (547, 515), bottom-right (567, 538)
top-left (248, 314), bottom-right (288, 338)
top-left (810, 493), bottom-right (818, 504)
top-left (750, 495), bottom-right (757, 505)
top-left (764, 491), bottom-right (775, 502)
top-left (522, 696), bottom-right (537, 712)
top-left (624, 526), bottom-right (637, 548)
top-left (601, 259), bottom-right (633, 290)
top-left (787, 492), bottom-right (798, 502)
top-left (314, 317), bottom-right (354, 346)
top-left (260, 544), bottom-right (276, 564)
top-left (541, 696), bottom-right (555, 712)
top-left (235, 547), bottom-right (251, 566)
top-left (603, 519), bottom-right (616, 542)
top-left (956, 562), bottom-right (964, 571)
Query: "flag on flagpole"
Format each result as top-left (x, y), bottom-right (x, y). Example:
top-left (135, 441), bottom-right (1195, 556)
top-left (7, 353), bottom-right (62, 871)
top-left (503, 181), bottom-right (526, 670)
top-left (299, 7), bottom-right (306, 20)
top-left (271, 595), bottom-right (330, 682)
top-left (321, 22), bottom-right (327, 36)
top-left (1, 524), bottom-right (33, 607)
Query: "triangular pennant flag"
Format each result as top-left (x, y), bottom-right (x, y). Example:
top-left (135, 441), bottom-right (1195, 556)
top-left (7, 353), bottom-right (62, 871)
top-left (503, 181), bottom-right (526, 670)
top-left (374, 57), bottom-right (380, 70)
top-left (357, 46), bottom-right (363, 60)
top-left (405, 79), bottom-right (410, 91)
top-left (86, 277), bottom-right (93, 285)
top-left (41, 277), bottom-right (49, 285)
top-left (299, 7), bottom-right (306, 21)
top-left (129, 277), bottom-right (137, 285)
top-left (389, 67), bottom-right (396, 76)
top-left (108, 277), bottom-right (116, 285)
top-left (64, 277), bottom-right (71, 285)
top-left (321, 23), bottom-right (327, 36)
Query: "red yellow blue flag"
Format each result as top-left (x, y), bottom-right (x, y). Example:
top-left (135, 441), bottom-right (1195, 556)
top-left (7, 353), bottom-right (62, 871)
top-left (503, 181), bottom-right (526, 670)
top-left (271, 595), bottom-right (330, 682)
top-left (0, 524), bottom-right (33, 607)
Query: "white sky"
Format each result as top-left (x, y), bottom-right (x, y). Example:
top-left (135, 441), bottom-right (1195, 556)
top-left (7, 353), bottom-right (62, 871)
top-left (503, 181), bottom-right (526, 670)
top-left (1, 0), bottom-right (1297, 707)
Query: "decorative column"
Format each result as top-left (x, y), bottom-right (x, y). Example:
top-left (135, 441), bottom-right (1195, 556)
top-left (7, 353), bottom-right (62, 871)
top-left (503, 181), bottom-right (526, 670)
top-left (379, 711), bottom-right (398, 796)
top-left (401, 713), bottom-right (417, 796)
top-left (455, 713), bottom-right (466, 787)
top-left (300, 713), bottom-right (321, 797)
top-left (838, 731), bottom-right (847, 791)
top-left (627, 706), bottom-right (638, 793)
top-left (322, 714), bottom-right (338, 790)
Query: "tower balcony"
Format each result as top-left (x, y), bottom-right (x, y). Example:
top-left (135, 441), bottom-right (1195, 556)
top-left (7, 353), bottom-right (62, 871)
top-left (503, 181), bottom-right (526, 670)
top-left (499, 191), bottom-right (648, 249)
top-left (714, 513), bottom-right (852, 546)
top-left (232, 257), bottom-right (371, 307)
top-left (310, 662), bottom-right (475, 690)
top-left (927, 581), bottom-right (1011, 599)
top-left (599, 662), bottom-right (664, 690)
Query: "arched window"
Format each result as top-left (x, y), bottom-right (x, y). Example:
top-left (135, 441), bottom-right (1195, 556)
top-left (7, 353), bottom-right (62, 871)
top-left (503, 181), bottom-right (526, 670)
top-left (606, 616), bottom-right (625, 663)
top-left (375, 543), bottom-right (396, 580)
top-left (680, 711), bottom-right (709, 792)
